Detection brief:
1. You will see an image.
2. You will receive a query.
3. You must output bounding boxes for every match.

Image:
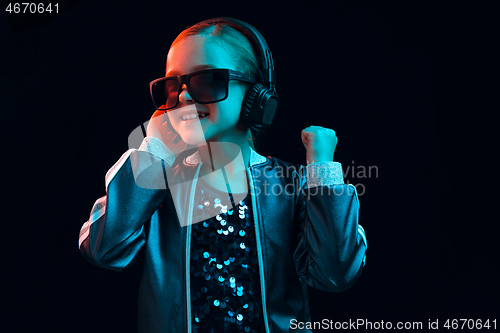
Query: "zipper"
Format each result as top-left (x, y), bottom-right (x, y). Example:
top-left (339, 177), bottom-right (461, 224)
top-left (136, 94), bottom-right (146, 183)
top-left (186, 162), bottom-right (202, 333)
top-left (247, 166), bottom-right (271, 333)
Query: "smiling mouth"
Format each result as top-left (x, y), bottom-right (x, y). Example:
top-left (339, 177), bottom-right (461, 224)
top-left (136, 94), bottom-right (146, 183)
top-left (180, 113), bottom-right (209, 121)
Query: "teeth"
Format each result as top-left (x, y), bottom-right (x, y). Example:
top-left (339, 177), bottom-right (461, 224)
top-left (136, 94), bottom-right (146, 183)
top-left (182, 114), bottom-right (198, 120)
top-left (182, 113), bottom-right (207, 120)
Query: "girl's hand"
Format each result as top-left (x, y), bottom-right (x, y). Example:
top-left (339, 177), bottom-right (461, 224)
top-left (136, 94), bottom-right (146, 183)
top-left (146, 109), bottom-right (187, 156)
top-left (301, 125), bottom-right (338, 164)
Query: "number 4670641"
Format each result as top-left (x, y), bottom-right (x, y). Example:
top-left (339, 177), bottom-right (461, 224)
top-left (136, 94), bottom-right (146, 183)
top-left (5, 3), bottom-right (59, 14)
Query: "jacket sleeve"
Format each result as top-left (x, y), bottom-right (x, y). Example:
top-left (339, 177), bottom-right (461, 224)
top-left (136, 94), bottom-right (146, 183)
top-left (293, 161), bottom-right (367, 292)
top-left (78, 137), bottom-right (174, 272)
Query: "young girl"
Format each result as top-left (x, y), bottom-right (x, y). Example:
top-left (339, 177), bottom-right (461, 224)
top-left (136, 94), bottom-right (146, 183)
top-left (79, 17), bottom-right (367, 333)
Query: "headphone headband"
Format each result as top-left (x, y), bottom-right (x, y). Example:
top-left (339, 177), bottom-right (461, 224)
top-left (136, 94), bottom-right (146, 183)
top-left (197, 17), bottom-right (276, 91)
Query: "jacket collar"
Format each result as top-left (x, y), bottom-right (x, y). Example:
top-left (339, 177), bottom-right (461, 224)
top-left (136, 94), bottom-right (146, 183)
top-left (185, 146), bottom-right (267, 167)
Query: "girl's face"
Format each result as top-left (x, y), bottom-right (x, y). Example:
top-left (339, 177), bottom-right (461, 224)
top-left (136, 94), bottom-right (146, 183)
top-left (165, 36), bottom-right (248, 146)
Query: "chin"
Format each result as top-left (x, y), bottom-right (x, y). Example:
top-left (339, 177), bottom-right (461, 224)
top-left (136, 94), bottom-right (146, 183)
top-left (180, 131), bottom-right (206, 146)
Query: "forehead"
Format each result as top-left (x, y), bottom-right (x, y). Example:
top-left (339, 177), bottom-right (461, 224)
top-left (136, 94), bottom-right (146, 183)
top-left (166, 36), bottom-right (237, 76)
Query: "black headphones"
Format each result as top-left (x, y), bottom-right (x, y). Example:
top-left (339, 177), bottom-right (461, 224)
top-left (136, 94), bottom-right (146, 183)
top-left (201, 17), bottom-right (279, 135)
top-left (168, 17), bottom-right (279, 137)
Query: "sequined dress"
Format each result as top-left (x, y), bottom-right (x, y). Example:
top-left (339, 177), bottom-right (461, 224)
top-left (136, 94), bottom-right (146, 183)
top-left (190, 176), bottom-right (266, 333)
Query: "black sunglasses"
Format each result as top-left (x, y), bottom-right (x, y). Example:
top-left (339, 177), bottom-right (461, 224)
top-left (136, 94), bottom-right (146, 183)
top-left (149, 69), bottom-right (258, 111)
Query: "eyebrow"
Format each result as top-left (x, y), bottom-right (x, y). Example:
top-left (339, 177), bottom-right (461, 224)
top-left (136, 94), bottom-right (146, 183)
top-left (166, 64), bottom-right (217, 77)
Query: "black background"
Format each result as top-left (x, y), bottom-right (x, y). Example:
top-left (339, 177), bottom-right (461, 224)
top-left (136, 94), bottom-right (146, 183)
top-left (2, 0), bottom-right (497, 332)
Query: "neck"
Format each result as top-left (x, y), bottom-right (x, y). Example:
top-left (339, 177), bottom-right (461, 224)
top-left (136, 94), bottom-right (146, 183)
top-left (197, 137), bottom-right (251, 178)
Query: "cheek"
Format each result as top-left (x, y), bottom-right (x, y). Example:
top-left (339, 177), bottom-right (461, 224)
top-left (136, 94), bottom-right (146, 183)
top-left (167, 112), bottom-right (180, 130)
top-left (231, 83), bottom-right (247, 104)
top-left (220, 85), bottom-right (246, 119)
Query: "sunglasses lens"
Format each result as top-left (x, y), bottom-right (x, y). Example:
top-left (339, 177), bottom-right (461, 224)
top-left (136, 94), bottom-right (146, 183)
top-left (151, 70), bottom-right (230, 109)
top-left (189, 71), bottom-right (227, 103)
top-left (152, 79), bottom-right (178, 109)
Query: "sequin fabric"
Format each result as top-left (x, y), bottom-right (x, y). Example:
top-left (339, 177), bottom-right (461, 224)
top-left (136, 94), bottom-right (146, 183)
top-left (190, 177), bottom-right (265, 333)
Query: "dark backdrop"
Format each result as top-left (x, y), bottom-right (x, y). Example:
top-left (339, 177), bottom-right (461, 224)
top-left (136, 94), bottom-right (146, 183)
top-left (2, 0), bottom-right (496, 332)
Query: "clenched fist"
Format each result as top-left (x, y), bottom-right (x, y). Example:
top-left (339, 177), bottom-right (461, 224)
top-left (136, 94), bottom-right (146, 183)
top-left (301, 126), bottom-right (338, 164)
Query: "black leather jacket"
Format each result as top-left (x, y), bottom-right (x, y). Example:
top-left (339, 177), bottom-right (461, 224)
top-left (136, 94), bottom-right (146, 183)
top-left (79, 137), bottom-right (367, 333)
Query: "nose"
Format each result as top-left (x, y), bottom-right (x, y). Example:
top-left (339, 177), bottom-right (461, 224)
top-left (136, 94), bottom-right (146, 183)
top-left (179, 84), bottom-right (193, 104)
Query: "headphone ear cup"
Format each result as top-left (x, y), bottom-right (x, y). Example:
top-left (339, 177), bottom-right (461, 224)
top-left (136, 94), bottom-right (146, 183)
top-left (240, 83), bottom-right (261, 128)
top-left (240, 83), bottom-right (279, 131)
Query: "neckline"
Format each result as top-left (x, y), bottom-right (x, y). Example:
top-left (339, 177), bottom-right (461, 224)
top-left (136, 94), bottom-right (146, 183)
top-left (185, 146), bottom-right (267, 167)
top-left (197, 174), bottom-right (249, 197)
